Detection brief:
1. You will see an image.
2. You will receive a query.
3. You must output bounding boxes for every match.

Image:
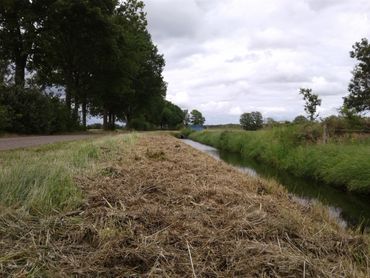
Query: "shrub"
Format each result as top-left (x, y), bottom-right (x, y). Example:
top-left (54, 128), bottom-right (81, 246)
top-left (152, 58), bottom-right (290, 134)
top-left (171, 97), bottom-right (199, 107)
top-left (179, 128), bottom-right (193, 138)
top-left (88, 123), bottom-right (103, 129)
top-left (0, 86), bottom-right (79, 134)
top-left (128, 116), bottom-right (153, 131)
top-left (0, 105), bottom-right (9, 132)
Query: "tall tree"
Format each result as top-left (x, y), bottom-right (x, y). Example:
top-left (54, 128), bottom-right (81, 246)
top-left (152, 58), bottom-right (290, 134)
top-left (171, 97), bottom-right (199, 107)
top-left (240, 111), bottom-right (263, 130)
top-left (0, 0), bottom-right (37, 87)
top-left (344, 38), bottom-right (370, 113)
top-left (190, 109), bottom-right (205, 125)
top-left (299, 88), bottom-right (321, 121)
top-left (160, 101), bottom-right (185, 129)
top-left (34, 0), bottom-right (117, 125)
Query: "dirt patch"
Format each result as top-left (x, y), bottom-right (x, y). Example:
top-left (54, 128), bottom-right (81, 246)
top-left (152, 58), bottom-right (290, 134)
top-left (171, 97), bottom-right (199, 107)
top-left (0, 135), bottom-right (369, 277)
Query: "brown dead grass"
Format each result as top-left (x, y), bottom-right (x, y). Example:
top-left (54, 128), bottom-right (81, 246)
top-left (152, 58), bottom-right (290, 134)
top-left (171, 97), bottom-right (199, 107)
top-left (1, 134), bottom-right (369, 277)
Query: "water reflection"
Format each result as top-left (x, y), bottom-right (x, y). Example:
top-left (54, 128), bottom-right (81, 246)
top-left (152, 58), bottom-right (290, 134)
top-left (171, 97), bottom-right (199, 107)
top-left (183, 139), bottom-right (370, 230)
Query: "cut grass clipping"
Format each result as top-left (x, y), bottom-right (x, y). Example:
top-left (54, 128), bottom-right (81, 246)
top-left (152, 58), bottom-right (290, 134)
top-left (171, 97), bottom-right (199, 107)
top-left (0, 134), bottom-right (137, 214)
top-left (1, 134), bottom-right (369, 277)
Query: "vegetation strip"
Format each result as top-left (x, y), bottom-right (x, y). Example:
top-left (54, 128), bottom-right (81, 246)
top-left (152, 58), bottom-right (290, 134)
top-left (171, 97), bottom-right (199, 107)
top-left (189, 128), bottom-right (370, 193)
top-left (1, 134), bottom-right (369, 276)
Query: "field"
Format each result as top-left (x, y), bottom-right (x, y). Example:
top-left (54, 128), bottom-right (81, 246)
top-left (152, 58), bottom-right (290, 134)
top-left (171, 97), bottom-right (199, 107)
top-left (0, 134), bottom-right (369, 276)
top-left (189, 126), bottom-right (370, 193)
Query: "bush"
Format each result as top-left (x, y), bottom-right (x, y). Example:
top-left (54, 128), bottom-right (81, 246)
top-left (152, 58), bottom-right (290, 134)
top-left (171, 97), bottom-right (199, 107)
top-left (0, 86), bottom-right (79, 134)
top-left (87, 123), bottom-right (103, 129)
top-left (179, 128), bottom-right (193, 138)
top-left (0, 105), bottom-right (9, 132)
top-left (293, 115), bottom-right (309, 124)
top-left (127, 116), bottom-right (153, 131)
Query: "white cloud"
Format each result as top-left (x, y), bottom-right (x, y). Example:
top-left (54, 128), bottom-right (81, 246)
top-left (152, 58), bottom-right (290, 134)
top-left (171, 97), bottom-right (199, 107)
top-left (145, 0), bottom-right (370, 124)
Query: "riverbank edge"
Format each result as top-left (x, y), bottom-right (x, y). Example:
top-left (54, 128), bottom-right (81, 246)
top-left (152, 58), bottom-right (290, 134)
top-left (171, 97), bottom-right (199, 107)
top-left (188, 130), bottom-right (370, 194)
top-left (1, 134), bottom-right (369, 276)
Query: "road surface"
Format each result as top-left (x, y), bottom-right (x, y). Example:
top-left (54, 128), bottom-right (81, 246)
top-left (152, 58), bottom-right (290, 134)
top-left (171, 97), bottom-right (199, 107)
top-left (0, 135), bottom-right (94, 151)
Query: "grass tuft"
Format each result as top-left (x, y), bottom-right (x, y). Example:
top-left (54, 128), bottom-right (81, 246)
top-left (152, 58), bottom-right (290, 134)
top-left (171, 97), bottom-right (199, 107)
top-left (0, 134), bottom-right (138, 214)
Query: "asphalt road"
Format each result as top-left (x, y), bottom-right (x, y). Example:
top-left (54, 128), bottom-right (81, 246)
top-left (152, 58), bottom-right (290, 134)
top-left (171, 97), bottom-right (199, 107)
top-left (0, 135), bottom-right (94, 151)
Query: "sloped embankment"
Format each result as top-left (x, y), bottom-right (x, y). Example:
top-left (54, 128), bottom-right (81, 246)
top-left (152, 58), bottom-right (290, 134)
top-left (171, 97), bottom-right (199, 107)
top-left (1, 134), bottom-right (368, 277)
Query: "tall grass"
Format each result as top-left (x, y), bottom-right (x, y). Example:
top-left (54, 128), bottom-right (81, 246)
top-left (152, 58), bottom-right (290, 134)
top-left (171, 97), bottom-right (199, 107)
top-left (189, 127), bottom-right (370, 193)
top-left (0, 134), bottom-right (137, 214)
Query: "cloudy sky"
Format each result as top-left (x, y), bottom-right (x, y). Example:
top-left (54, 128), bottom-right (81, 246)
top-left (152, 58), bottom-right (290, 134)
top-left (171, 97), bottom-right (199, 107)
top-left (144, 0), bottom-right (370, 124)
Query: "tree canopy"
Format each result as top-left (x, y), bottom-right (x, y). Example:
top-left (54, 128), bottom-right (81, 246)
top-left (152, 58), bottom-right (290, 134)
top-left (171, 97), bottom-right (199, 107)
top-left (0, 0), bottom-right (182, 133)
top-left (190, 109), bottom-right (205, 126)
top-left (240, 111), bottom-right (263, 130)
top-left (344, 38), bottom-right (370, 113)
top-left (299, 88), bottom-right (322, 121)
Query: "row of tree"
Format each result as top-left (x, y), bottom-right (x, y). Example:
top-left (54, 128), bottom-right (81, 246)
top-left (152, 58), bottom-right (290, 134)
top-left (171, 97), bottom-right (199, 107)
top-left (0, 0), bottom-right (185, 133)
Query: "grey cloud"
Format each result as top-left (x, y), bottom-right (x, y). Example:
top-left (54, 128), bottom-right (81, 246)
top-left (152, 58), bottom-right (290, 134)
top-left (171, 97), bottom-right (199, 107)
top-left (146, 0), bottom-right (202, 41)
top-left (305, 0), bottom-right (351, 11)
top-left (145, 0), bottom-right (370, 124)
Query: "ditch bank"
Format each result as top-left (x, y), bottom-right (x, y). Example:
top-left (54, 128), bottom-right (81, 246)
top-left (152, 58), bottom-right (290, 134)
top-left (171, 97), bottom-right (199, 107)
top-left (189, 128), bottom-right (370, 194)
top-left (0, 134), bottom-right (369, 277)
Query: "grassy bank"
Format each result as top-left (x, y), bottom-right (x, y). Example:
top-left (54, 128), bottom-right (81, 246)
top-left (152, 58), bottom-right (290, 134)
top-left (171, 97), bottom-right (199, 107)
top-left (0, 134), bottom-right (137, 213)
top-left (1, 134), bottom-right (369, 276)
top-left (189, 126), bottom-right (370, 193)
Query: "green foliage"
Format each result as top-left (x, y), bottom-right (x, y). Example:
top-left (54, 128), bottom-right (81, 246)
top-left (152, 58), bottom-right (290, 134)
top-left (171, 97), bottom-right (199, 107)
top-left (179, 128), bottom-right (194, 138)
top-left (265, 117), bottom-right (278, 127)
top-left (240, 111), bottom-right (263, 130)
top-left (160, 101), bottom-right (185, 129)
top-left (0, 86), bottom-right (79, 134)
top-left (0, 0), bottom-right (38, 86)
top-left (87, 123), bottom-right (103, 130)
top-left (190, 127), bottom-right (370, 193)
top-left (127, 115), bottom-right (153, 131)
top-left (293, 115), bottom-right (309, 124)
top-left (0, 0), bottom-right (171, 133)
top-left (0, 104), bottom-right (9, 131)
top-left (206, 124), bottom-right (242, 130)
top-left (299, 88), bottom-right (322, 121)
top-left (344, 38), bottom-right (370, 112)
top-left (190, 109), bottom-right (205, 125)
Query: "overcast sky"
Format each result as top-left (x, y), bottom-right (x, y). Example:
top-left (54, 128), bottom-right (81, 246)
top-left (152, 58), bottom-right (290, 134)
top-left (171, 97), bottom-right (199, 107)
top-left (144, 0), bottom-right (370, 124)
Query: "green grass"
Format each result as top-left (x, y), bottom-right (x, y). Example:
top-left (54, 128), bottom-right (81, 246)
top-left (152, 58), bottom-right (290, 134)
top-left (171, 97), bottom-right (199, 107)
top-left (189, 127), bottom-right (370, 193)
top-left (0, 134), bottom-right (137, 214)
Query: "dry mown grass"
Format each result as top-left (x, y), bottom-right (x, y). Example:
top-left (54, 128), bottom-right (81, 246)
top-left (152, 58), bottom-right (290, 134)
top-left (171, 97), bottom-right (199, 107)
top-left (1, 134), bottom-right (369, 277)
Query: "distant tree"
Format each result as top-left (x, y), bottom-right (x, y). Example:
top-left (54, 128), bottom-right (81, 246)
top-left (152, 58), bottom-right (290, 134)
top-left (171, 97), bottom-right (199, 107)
top-left (240, 111), bottom-right (263, 130)
top-left (190, 109), bottom-right (205, 125)
top-left (265, 117), bottom-right (277, 126)
top-left (299, 88), bottom-right (322, 121)
top-left (293, 115), bottom-right (309, 124)
top-left (160, 101), bottom-right (185, 129)
top-left (344, 38), bottom-right (370, 113)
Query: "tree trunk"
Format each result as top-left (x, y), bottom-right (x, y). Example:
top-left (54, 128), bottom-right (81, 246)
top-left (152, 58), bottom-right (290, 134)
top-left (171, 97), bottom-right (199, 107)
top-left (65, 88), bottom-right (72, 111)
top-left (14, 54), bottom-right (27, 87)
top-left (73, 95), bottom-right (79, 124)
top-left (82, 100), bottom-right (87, 128)
top-left (103, 110), bottom-right (108, 130)
top-left (125, 114), bottom-right (130, 129)
top-left (112, 114), bottom-right (116, 130)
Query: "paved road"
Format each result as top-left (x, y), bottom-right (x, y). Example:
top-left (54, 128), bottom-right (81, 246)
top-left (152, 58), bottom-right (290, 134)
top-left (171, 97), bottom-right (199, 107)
top-left (0, 135), bottom-right (94, 151)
